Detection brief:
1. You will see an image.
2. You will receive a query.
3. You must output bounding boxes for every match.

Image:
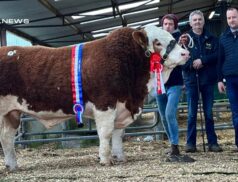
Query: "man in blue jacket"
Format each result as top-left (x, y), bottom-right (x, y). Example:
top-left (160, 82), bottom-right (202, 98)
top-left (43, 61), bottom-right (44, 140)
top-left (217, 7), bottom-right (238, 152)
top-left (182, 10), bottom-right (222, 152)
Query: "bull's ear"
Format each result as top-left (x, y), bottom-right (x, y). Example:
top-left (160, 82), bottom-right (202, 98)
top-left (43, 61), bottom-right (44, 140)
top-left (132, 30), bottom-right (148, 49)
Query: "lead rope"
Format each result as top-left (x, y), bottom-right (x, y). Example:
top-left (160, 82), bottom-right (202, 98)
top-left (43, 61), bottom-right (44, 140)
top-left (181, 33), bottom-right (194, 49)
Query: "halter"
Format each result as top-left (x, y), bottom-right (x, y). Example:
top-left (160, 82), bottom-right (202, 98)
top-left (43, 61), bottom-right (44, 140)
top-left (160, 39), bottom-right (177, 65)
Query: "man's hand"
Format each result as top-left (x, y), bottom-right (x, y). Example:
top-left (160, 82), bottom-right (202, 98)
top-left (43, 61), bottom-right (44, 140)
top-left (179, 34), bottom-right (188, 46)
top-left (218, 82), bottom-right (226, 93)
top-left (193, 59), bottom-right (203, 69)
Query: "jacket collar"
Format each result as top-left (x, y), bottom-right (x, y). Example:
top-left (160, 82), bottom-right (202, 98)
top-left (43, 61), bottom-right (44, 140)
top-left (189, 28), bottom-right (211, 40)
top-left (171, 29), bottom-right (181, 41)
top-left (224, 27), bottom-right (234, 37)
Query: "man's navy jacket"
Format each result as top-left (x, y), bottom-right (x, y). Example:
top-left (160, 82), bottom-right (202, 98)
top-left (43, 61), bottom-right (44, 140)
top-left (182, 29), bottom-right (218, 86)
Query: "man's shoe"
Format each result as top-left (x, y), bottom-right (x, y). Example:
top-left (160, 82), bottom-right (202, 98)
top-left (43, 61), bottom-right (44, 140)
top-left (165, 154), bottom-right (196, 163)
top-left (170, 144), bottom-right (180, 155)
top-left (165, 144), bottom-right (180, 155)
top-left (208, 144), bottom-right (223, 152)
top-left (185, 145), bottom-right (197, 153)
top-left (231, 147), bottom-right (238, 153)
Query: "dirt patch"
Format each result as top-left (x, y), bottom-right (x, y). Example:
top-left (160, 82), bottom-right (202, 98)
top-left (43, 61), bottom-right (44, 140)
top-left (1, 131), bottom-right (238, 182)
top-left (0, 113), bottom-right (237, 181)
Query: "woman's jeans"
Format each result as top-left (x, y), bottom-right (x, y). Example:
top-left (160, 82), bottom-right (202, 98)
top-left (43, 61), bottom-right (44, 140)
top-left (225, 76), bottom-right (238, 147)
top-left (185, 84), bottom-right (218, 146)
top-left (156, 85), bottom-right (182, 145)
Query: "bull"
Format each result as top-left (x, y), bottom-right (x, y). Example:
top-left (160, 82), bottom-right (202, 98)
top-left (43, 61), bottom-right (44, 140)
top-left (0, 25), bottom-right (189, 171)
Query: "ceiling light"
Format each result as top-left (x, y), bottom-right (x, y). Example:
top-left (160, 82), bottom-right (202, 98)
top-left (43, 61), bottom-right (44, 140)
top-left (72, 15), bottom-right (85, 20)
top-left (123, 7), bottom-right (159, 16)
top-left (92, 25), bottom-right (122, 33)
top-left (208, 11), bottom-right (220, 19)
top-left (128, 18), bottom-right (159, 26)
top-left (81, 16), bottom-right (118, 25)
top-left (209, 11), bottom-right (215, 19)
top-left (146, 0), bottom-right (160, 5)
top-left (178, 21), bottom-right (189, 26)
top-left (129, 25), bottom-right (140, 29)
top-left (119, 1), bottom-right (148, 11)
top-left (81, 7), bottom-right (112, 16)
top-left (143, 22), bottom-right (159, 26)
top-left (92, 33), bottom-right (108, 38)
top-left (77, 0), bottom-right (152, 17)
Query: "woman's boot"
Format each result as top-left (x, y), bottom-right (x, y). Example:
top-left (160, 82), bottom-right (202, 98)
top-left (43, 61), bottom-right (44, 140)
top-left (170, 144), bottom-right (180, 155)
top-left (166, 144), bottom-right (195, 162)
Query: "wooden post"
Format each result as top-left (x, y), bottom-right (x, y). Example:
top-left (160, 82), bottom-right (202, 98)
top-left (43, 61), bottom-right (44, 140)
top-left (0, 26), bottom-right (7, 46)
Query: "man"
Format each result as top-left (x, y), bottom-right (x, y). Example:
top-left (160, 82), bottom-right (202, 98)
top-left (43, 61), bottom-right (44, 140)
top-left (217, 7), bottom-right (238, 152)
top-left (182, 10), bottom-right (222, 152)
top-left (154, 14), bottom-right (194, 162)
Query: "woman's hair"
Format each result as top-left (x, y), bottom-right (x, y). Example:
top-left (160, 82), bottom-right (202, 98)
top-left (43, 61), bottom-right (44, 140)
top-left (161, 14), bottom-right (179, 29)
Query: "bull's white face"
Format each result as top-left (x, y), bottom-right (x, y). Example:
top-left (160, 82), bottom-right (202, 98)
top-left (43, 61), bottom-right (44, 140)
top-left (144, 25), bottom-right (189, 68)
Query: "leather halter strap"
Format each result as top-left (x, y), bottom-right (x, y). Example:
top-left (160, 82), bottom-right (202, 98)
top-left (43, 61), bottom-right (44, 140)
top-left (160, 39), bottom-right (177, 65)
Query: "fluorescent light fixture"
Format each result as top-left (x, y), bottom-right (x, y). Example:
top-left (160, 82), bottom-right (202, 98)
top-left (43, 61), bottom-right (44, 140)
top-left (92, 33), bottom-right (108, 38)
top-left (72, 15), bottom-right (85, 20)
top-left (92, 25), bottom-right (122, 33)
top-left (178, 21), bottom-right (189, 26)
top-left (81, 16), bottom-right (118, 25)
top-left (81, 7), bottom-right (112, 16)
top-left (123, 7), bottom-right (159, 16)
top-left (144, 21), bottom-right (159, 26)
top-left (119, 1), bottom-right (148, 11)
top-left (208, 11), bottom-right (220, 19)
top-left (209, 11), bottom-right (215, 19)
top-left (127, 18), bottom-right (159, 26)
top-left (79, 1), bottom-right (146, 16)
top-left (129, 25), bottom-right (140, 29)
top-left (73, 7), bottom-right (158, 23)
top-left (146, 0), bottom-right (160, 5)
top-left (74, 0), bottom-right (153, 17)
top-left (93, 26), bottom-right (140, 38)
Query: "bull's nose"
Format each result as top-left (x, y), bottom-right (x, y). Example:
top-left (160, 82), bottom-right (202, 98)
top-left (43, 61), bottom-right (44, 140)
top-left (181, 52), bottom-right (190, 60)
top-left (181, 52), bottom-right (190, 57)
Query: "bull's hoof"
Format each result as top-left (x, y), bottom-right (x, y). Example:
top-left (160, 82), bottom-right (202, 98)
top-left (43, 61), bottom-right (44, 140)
top-left (112, 155), bottom-right (127, 163)
top-left (5, 165), bottom-right (18, 172)
top-left (99, 159), bottom-right (114, 166)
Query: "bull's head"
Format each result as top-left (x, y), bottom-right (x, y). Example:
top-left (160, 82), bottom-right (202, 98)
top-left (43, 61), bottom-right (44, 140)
top-left (132, 25), bottom-right (190, 83)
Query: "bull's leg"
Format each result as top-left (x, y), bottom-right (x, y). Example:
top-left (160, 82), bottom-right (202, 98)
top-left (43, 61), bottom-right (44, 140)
top-left (112, 129), bottom-right (127, 162)
top-left (94, 108), bottom-right (116, 166)
top-left (0, 111), bottom-right (20, 171)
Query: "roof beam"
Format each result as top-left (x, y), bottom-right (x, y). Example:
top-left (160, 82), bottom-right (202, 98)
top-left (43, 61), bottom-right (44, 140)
top-left (25, 0), bottom-right (135, 24)
top-left (42, 33), bottom-right (82, 42)
top-left (111, 0), bottom-right (127, 26)
top-left (0, 27), bottom-right (7, 46)
top-left (38, 0), bottom-right (85, 37)
top-left (0, 24), bottom-right (50, 46)
top-left (168, 0), bottom-right (173, 13)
